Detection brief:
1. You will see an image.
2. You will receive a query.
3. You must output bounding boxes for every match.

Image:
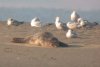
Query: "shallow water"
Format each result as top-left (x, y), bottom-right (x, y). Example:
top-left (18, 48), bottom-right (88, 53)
top-left (0, 8), bottom-right (100, 23)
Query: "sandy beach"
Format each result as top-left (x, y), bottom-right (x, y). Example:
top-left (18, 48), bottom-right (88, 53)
top-left (0, 21), bottom-right (100, 67)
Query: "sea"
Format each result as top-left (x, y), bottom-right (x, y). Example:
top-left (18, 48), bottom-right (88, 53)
top-left (0, 8), bottom-right (100, 23)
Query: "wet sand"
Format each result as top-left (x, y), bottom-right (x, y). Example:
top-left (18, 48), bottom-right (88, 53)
top-left (0, 21), bottom-right (100, 67)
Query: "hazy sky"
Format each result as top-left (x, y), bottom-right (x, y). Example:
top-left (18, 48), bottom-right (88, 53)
top-left (0, 0), bottom-right (100, 11)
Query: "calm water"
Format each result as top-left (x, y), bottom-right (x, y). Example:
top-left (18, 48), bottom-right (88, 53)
top-left (0, 8), bottom-right (100, 23)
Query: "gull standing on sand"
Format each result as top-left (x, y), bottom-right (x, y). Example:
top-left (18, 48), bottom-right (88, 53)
top-left (55, 16), bottom-right (67, 31)
top-left (77, 18), bottom-right (86, 28)
top-left (66, 29), bottom-right (77, 38)
top-left (77, 18), bottom-right (97, 29)
top-left (7, 18), bottom-right (24, 26)
top-left (31, 17), bottom-right (41, 27)
top-left (71, 11), bottom-right (80, 22)
top-left (7, 18), bottom-right (14, 26)
top-left (78, 20), bottom-right (99, 28)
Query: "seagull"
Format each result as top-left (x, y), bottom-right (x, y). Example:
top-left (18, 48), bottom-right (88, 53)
top-left (77, 18), bottom-right (86, 28)
top-left (82, 20), bottom-right (99, 28)
top-left (66, 29), bottom-right (77, 38)
top-left (71, 11), bottom-right (80, 22)
top-left (77, 18), bottom-right (83, 23)
top-left (7, 18), bottom-right (14, 26)
top-left (67, 22), bottom-right (78, 30)
top-left (31, 17), bottom-right (41, 27)
top-left (7, 18), bottom-right (24, 26)
top-left (55, 16), bottom-right (67, 31)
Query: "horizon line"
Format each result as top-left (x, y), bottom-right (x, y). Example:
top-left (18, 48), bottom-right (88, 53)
top-left (0, 7), bottom-right (100, 11)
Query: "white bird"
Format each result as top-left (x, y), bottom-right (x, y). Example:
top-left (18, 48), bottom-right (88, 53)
top-left (66, 29), bottom-right (77, 38)
top-left (71, 11), bottom-right (80, 22)
top-left (7, 18), bottom-right (14, 26)
top-left (31, 17), bottom-right (41, 27)
top-left (77, 18), bottom-right (97, 29)
top-left (67, 22), bottom-right (78, 30)
top-left (77, 18), bottom-right (82, 23)
top-left (7, 18), bottom-right (24, 26)
top-left (78, 18), bottom-right (86, 27)
top-left (55, 16), bottom-right (67, 31)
